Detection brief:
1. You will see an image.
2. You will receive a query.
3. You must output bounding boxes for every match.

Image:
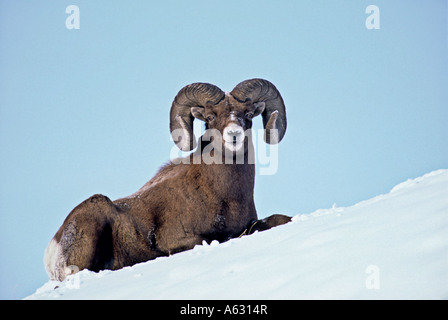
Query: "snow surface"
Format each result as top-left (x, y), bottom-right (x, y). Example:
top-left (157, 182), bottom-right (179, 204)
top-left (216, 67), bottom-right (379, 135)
top-left (26, 169), bottom-right (448, 300)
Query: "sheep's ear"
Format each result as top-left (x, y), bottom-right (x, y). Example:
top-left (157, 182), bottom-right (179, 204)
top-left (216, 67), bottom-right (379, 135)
top-left (253, 102), bottom-right (265, 117)
top-left (191, 107), bottom-right (206, 121)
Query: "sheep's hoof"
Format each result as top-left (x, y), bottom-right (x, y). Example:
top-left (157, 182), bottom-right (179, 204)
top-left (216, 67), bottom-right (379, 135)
top-left (247, 214), bottom-right (292, 235)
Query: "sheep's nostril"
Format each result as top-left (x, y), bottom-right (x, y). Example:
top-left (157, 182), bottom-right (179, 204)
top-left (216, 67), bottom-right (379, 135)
top-left (228, 129), bottom-right (242, 136)
top-left (230, 131), bottom-right (242, 144)
top-left (224, 124), bottom-right (244, 146)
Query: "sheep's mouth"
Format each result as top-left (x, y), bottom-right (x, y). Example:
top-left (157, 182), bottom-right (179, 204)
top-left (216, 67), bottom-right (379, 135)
top-left (223, 135), bottom-right (244, 152)
top-left (222, 123), bottom-right (245, 153)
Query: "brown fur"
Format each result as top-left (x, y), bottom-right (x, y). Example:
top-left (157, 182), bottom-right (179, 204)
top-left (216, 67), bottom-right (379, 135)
top-left (45, 85), bottom-right (291, 281)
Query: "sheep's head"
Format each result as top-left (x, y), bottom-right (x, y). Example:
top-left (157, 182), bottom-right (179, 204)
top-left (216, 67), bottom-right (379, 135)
top-left (190, 94), bottom-right (266, 153)
top-left (169, 79), bottom-right (287, 156)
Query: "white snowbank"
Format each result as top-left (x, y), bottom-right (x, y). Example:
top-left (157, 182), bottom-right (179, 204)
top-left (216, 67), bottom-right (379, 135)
top-left (26, 169), bottom-right (448, 299)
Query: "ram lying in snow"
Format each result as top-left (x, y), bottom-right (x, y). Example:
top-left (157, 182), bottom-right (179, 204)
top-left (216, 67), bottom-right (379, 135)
top-left (45, 78), bottom-right (291, 281)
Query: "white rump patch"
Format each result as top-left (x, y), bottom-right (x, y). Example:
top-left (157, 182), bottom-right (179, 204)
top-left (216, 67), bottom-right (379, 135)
top-left (44, 239), bottom-right (63, 281)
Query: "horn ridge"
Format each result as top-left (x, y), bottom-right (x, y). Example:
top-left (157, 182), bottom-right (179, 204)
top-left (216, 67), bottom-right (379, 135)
top-left (170, 83), bottom-right (225, 151)
top-left (230, 78), bottom-right (287, 144)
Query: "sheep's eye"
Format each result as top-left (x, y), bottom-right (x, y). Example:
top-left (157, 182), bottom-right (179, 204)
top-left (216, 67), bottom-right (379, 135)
top-left (245, 112), bottom-right (254, 120)
top-left (207, 115), bottom-right (215, 122)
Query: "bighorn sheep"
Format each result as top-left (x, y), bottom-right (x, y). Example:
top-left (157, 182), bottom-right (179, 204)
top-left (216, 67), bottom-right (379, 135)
top-left (45, 78), bottom-right (291, 281)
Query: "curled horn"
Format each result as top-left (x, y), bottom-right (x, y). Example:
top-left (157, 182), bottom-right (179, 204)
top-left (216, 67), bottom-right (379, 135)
top-left (170, 83), bottom-right (225, 151)
top-left (230, 78), bottom-right (287, 144)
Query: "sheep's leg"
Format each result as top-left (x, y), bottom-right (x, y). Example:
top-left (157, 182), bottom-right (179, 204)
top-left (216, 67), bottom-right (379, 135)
top-left (44, 194), bottom-right (118, 281)
top-left (247, 214), bottom-right (291, 234)
top-left (110, 213), bottom-right (163, 268)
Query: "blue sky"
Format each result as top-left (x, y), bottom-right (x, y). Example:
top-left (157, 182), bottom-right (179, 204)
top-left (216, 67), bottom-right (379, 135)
top-left (1, 0), bottom-right (447, 299)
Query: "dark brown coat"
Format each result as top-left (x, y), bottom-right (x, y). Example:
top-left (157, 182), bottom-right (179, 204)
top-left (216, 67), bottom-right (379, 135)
top-left (44, 79), bottom-right (291, 281)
